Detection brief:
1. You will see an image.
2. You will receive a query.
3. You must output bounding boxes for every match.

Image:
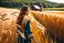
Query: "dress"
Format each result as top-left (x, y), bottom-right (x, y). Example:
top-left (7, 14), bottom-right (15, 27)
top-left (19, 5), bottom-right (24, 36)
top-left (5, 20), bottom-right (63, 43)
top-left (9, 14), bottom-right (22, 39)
top-left (17, 20), bottom-right (33, 43)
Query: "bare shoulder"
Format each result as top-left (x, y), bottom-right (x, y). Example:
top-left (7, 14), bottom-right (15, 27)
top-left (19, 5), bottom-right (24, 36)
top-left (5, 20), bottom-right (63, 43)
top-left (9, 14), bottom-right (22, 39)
top-left (24, 15), bottom-right (30, 20)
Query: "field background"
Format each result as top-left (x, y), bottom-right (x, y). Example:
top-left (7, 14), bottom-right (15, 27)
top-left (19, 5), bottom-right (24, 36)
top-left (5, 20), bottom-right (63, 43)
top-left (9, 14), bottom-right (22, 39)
top-left (0, 7), bottom-right (64, 43)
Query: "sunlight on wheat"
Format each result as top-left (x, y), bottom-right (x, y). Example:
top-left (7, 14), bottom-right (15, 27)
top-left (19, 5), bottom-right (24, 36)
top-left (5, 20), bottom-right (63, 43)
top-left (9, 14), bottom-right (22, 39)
top-left (0, 8), bottom-right (64, 43)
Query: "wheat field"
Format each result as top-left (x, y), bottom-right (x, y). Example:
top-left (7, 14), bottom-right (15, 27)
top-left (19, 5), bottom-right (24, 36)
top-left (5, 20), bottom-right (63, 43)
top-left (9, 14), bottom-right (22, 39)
top-left (0, 7), bottom-right (64, 43)
top-left (30, 11), bottom-right (64, 43)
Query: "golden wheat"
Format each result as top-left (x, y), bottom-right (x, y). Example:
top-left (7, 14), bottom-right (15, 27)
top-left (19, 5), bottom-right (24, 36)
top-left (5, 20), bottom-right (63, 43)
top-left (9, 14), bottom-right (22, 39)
top-left (30, 11), bottom-right (64, 42)
top-left (0, 7), bottom-right (64, 43)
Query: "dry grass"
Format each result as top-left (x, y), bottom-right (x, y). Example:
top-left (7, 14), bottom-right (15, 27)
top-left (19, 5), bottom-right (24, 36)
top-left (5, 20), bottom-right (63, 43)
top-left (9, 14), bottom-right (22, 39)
top-left (0, 7), bottom-right (64, 43)
top-left (0, 8), bottom-right (47, 43)
top-left (0, 13), bottom-right (18, 43)
top-left (30, 11), bottom-right (64, 43)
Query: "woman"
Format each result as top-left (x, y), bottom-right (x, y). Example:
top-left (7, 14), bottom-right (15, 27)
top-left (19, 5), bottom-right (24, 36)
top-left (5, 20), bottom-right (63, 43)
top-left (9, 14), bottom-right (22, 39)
top-left (16, 5), bottom-right (38, 43)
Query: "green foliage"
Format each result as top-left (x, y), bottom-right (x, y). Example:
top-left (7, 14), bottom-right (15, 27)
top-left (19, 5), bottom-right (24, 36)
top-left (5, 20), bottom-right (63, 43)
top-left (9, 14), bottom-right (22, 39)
top-left (0, 0), bottom-right (64, 8)
top-left (46, 1), bottom-right (64, 8)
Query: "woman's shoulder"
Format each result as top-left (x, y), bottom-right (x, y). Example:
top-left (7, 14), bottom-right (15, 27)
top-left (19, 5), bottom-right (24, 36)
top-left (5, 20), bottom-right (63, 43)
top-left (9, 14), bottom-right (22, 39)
top-left (25, 19), bottom-right (30, 25)
top-left (24, 16), bottom-right (30, 25)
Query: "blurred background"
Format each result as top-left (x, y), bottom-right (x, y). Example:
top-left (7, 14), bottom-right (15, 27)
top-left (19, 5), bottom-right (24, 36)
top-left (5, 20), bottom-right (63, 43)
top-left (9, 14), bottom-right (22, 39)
top-left (0, 0), bottom-right (64, 11)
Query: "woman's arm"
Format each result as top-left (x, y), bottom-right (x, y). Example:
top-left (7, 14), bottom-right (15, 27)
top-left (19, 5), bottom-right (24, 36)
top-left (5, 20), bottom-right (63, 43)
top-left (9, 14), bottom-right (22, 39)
top-left (16, 24), bottom-right (26, 39)
top-left (31, 37), bottom-right (38, 43)
top-left (28, 34), bottom-right (38, 43)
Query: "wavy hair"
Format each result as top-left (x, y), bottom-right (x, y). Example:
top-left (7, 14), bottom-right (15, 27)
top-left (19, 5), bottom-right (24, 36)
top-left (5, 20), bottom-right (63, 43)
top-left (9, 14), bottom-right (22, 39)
top-left (17, 5), bottom-right (29, 25)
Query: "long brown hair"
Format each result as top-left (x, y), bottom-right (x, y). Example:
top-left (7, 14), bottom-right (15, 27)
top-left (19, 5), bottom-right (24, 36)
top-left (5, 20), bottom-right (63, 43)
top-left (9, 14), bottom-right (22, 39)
top-left (17, 5), bottom-right (29, 25)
